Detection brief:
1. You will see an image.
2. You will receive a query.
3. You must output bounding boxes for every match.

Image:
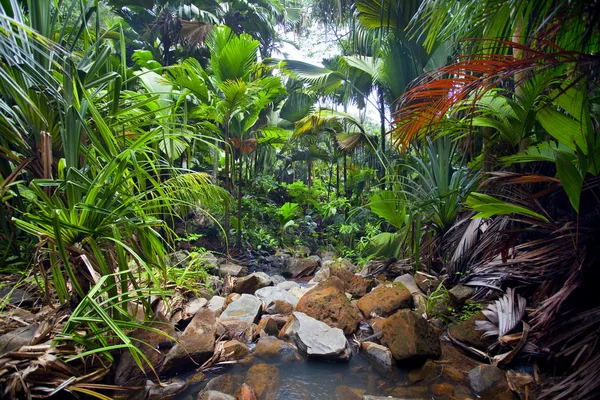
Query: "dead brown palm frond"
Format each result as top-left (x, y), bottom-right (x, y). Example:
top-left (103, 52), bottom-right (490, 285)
top-left (390, 39), bottom-right (598, 151)
top-left (443, 215), bottom-right (483, 278)
top-left (476, 288), bottom-right (527, 339)
top-left (179, 21), bottom-right (213, 47)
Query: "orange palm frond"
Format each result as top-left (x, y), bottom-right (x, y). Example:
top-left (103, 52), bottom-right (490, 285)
top-left (390, 39), bottom-right (593, 151)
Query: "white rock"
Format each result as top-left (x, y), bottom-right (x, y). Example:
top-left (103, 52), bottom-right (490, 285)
top-left (285, 312), bottom-right (351, 361)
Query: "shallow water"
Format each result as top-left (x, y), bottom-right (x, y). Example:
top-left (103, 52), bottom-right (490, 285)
top-left (180, 346), bottom-right (465, 399)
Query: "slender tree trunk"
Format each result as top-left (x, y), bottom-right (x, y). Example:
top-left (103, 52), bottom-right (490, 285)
top-left (223, 122), bottom-right (231, 245)
top-left (343, 154), bottom-right (348, 218)
top-left (237, 155), bottom-right (243, 248)
top-left (336, 161), bottom-right (340, 197)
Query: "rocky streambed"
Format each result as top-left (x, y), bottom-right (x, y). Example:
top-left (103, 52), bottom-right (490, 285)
top-left (114, 250), bottom-right (521, 400)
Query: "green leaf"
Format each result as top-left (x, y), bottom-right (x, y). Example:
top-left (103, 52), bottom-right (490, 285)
top-left (368, 190), bottom-right (406, 229)
top-left (466, 193), bottom-right (549, 222)
top-left (555, 150), bottom-right (583, 212)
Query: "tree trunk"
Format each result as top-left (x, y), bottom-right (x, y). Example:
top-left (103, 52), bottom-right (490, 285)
top-left (236, 155), bottom-right (243, 248)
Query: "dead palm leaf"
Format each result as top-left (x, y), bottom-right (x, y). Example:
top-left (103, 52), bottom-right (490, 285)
top-left (476, 288), bottom-right (527, 339)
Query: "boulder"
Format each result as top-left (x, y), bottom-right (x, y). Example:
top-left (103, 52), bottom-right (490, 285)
top-left (357, 283), bottom-right (413, 318)
top-left (269, 274), bottom-right (286, 285)
top-left (284, 312), bottom-right (351, 361)
top-left (198, 252), bottom-right (220, 271)
top-left (221, 340), bottom-right (250, 360)
top-left (266, 300), bottom-right (294, 315)
top-left (257, 316), bottom-right (280, 336)
top-left (220, 294), bottom-right (262, 323)
top-left (296, 286), bottom-right (360, 334)
top-left (407, 359), bottom-right (440, 383)
top-left (276, 280), bottom-right (300, 290)
top-left (208, 296), bottom-right (226, 316)
top-left (414, 274), bottom-right (439, 294)
top-left (382, 309), bottom-right (441, 362)
top-left (393, 274), bottom-right (423, 296)
top-left (160, 309), bottom-right (217, 374)
top-left (361, 342), bottom-right (393, 371)
top-left (169, 250), bottom-right (189, 268)
top-left (245, 363), bottom-right (280, 400)
top-left (431, 383), bottom-right (454, 397)
top-left (203, 374), bottom-right (239, 394)
top-left (469, 364), bottom-right (512, 399)
top-left (182, 297), bottom-right (208, 320)
top-left (255, 286), bottom-right (299, 308)
top-left (449, 284), bottom-right (476, 307)
top-left (235, 384), bottom-right (258, 400)
top-left (219, 263), bottom-right (246, 278)
top-left (335, 385), bottom-right (365, 400)
top-left (198, 391), bottom-right (235, 400)
top-left (329, 263), bottom-right (374, 298)
top-left (234, 272), bottom-right (272, 294)
top-left (254, 337), bottom-right (294, 358)
top-left (288, 286), bottom-right (310, 302)
top-left (283, 257), bottom-right (320, 278)
top-left (449, 312), bottom-right (495, 350)
top-left (362, 397), bottom-right (405, 400)
top-left (217, 319), bottom-right (259, 343)
top-left (115, 314), bottom-right (177, 386)
top-left (146, 379), bottom-right (187, 400)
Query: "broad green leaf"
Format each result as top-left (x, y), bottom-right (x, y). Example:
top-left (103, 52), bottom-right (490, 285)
top-left (555, 150), bottom-right (583, 212)
top-left (368, 190), bottom-right (406, 229)
top-left (466, 193), bottom-right (549, 222)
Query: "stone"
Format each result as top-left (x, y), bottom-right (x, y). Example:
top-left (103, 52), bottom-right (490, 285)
top-left (362, 397), bottom-right (405, 400)
top-left (257, 316), bottom-right (280, 336)
top-left (443, 365), bottom-right (466, 383)
top-left (201, 374), bottom-right (240, 396)
top-left (284, 312), bottom-right (351, 361)
top-left (198, 252), bottom-right (220, 270)
top-left (234, 272), bottom-right (272, 294)
top-left (160, 309), bottom-right (217, 374)
top-left (449, 285), bottom-right (476, 307)
top-left (269, 274), bottom-right (286, 285)
top-left (146, 379), bottom-right (187, 400)
top-left (361, 342), bottom-right (393, 371)
top-left (115, 314), bottom-right (177, 386)
top-left (207, 276), bottom-right (223, 293)
top-left (220, 294), bottom-right (262, 323)
top-left (382, 309), bottom-right (441, 362)
top-left (407, 359), bottom-right (440, 383)
top-left (266, 300), bottom-right (294, 315)
top-left (335, 385), bottom-right (365, 400)
top-left (183, 297), bottom-right (208, 320)
top-left (255, 286), bottom-right (299, 308)
top-left (208, 296), bottom-right (226, 316)
top-left (236, 384), bottom-right (258, 400)
top-left (357, 283), bottom-right (413, 318)
top-left (288, 286), bottom-right (310, 301)
top-left (414, 274), bottom-right (439, 294)
top-left (245, 363), bottom-right (279, 400)
top-left (393, 274), bottom-right (424, 296)
top-left (283, 257), bottom-right (320, 277)
top-left (431, 383), bottom-right (454, 396)
top-left (169, 250), bottom-right (190, 267)
top-left (315, 276), bottom-right (346, 292)
top-left (292, 245), bottom-right (311, 258)
top-left (219, 263), bottom-right (245, 278)
top-left (469, 364), bottom-right (511, 398)
top-left (225, 293), bottom-right (240, 306)
top-left (197, 391), bottom-right (235, 400)
top-left (254, 337), bottom-right (293, 358)
top-left (0, 323), bottom-right (38, 355)
top-left (328, 263), bottom-right (374, 298)
top-left (296, 286), bottom-right (360, 334)
top-left (276, 280), bottom-right (300, 290)
top-left (449, 312), bottom-right (495, 350)
top-left (384, 386), bottom-right (429, 398)
top-left (221, 340), bottom-right (250, 360)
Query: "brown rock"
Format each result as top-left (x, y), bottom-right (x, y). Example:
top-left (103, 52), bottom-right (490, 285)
top-left (235, 384), bottom-right (257, 400)
top-left (245, 364), bottom-right (279, 400)
top-left (449, 312), bottom-right (495, 351)
top-left (382, 309), bottom-right (441, 362)
top-left (161, 309), bottom-right (217, 374)
top-left (115, 314), bottom-right (176, 386)
top-left (296, 286), bottom-right (360, 334)
top-left (443, 366), bottom-right (466, 383)
top-left (277, 315), bottom-right (294, 340)
top-left (225, 293), bottom-right (240, 307)
top-left (266, 300), bottom-right (294, 315)
top-left (414, 274), bottom-right (440, 294)
top-left (315, 276), bottom-right (346, 292)
top-left (203, 374), bottom-right (240, 395)
top-left (357, 283), bottom-right (413, 318)
top-left (254, 337), bottom-right (293, 358)
top-left (431, 383), bottom-right (454, 397)
top-left (233, 273), bottom-right (271, 294)
top-left (385, 386), bottom-right (429, 398)
top-left (335, 385), bottom-right (365, 400)
top-left (407, 359), bottom-right (440, 383)
top-left (257, 317), bottom-right (279, 336)
top-left (329, 264), bottom-right (374, 298)
top-left (221, 340), bottom-right (250, 360)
